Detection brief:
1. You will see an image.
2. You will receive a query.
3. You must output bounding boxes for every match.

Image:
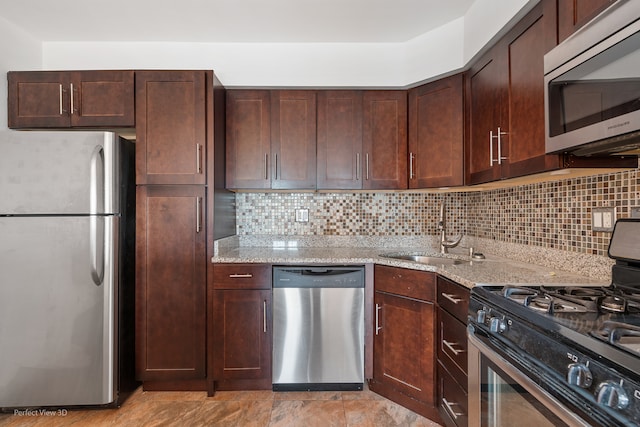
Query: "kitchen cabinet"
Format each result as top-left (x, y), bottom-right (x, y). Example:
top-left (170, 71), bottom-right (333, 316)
top-left (436, 276), bottom-right (470, 427)
top-left (557, 0), bottom-right (616, 42)
top-left (212, 264), bottom-right (272, 390)
top-left (465, 3), bottom-right (560, 185)
top-left (226, 90), bottom-right (316, 190)
top-left (135, 185), bottom-right (207, 382)
top-left (362, 91), bottom-right (407, 190)
top-left (316, 90), bottom-right (363, 189)
top-left (136, 70), bottom-right (207, 185)
top-left (370, 265), bottom-right (440, 421)
top-left (7, 70), bottom-right (134, 129)
top-left (408, 74), bottom-right (463, 188)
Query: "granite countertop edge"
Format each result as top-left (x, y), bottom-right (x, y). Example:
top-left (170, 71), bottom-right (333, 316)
top-left (211, 246), bottom-right (609, 289)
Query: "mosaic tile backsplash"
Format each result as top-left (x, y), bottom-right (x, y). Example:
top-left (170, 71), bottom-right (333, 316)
top-left (236, 168), bottom-right (640, 257)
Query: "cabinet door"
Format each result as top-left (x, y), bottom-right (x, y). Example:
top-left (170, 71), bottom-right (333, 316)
top-left (136, 71), bottom-right (206, 185)
top-left (363, 91), bottom-right (408, 190)
top-left (136, 185), bottom-right (206, 381)
top-left (212, 290), bottom-right (272, 384)
top-left (465, 45), bottom-right (506, 185)
top-left (70, 70), bottom-right (135, 127)
top-left (317, 91), bottom-right (363, 190)
top-left (226, 90), bottom-right (271, 189)
top-left (270, 90), bottom-right (317, 190)
top-left (373, 291), bottom-right (435, 405)
top-left (558, 0), bottom-right (615, 42)
top-left (502, 3), bottom-right (563, 179)
top-left (8, 71), bottom-right (71, 128)
top-left (409, 76), bottom-right (463, 188)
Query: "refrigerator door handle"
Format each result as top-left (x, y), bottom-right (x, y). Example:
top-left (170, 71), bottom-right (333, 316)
top-left (90, 146), bottom-right (105, 286)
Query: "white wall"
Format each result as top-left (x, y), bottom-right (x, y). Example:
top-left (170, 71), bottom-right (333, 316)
top-left (0, 16), bottom-right (42, 129)
top-left (36, 1), bottom-right (537, 88)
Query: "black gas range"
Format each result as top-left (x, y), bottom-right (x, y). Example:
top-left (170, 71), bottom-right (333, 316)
top-left (468, 219), bottom-right (640, 427)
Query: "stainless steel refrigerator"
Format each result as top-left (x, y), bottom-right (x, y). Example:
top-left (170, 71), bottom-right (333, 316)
top-left (0, 131), bottom-right (137, 409)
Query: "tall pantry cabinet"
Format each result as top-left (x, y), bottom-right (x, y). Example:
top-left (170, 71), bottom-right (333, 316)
top-left (135, 70), bottom-right (234, 391)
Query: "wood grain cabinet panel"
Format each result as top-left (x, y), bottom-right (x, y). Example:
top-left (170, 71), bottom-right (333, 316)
top-left (317, 90), bottom-right (363, 189)
top-left (136, 70), bottom-right (207, 185)
top-left (558, 0), bottom-right (616, 42)
top-left (409, 75), bottom-right (463, 188)
top-left (135, 185), bottom-right (207, 381)
top-left (8, 70), bottom-right (134, 129)
top-left (370, 265), bottom-right (439, 421)
top-left (363, 91), bottom-right (407, 190)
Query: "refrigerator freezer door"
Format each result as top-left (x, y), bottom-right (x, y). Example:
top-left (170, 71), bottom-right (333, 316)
top-left (0, 131), bottom-right (120, 215)
top-left (0, 215), bottom-right (116, 408)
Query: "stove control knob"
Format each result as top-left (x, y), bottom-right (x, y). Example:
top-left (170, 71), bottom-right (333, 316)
top-left (476, 309), bottom-right (487, 324)
top-left (596, 381), bottom-right (629, 410)
top-left (489, 317), bottom-right (507, 333)
top-left (567, 363), bottom-right (592, 388)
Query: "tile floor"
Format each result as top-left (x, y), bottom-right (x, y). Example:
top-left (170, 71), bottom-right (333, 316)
top-left (0, 385), bottom-right (442, 426)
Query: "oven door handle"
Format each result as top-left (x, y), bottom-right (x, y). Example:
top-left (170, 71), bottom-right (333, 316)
top-left (468, 328), bottom-right (592, 427)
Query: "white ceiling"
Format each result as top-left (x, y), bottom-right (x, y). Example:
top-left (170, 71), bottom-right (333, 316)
top-left (0, 0), bottom-right (475, 43)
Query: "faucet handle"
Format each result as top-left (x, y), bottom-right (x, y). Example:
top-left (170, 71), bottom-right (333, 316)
top-left (442, 234), bottom-right (463, 248)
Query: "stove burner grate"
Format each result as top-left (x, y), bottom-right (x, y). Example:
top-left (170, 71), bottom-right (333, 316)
top-left (591, 321), bottom-right (640, 357)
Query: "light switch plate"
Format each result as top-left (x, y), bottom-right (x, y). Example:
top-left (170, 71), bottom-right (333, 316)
top-left (592, 207), bottom-right (616, 232)
top-left (295, 208), bottom-right (309, 223)
top-left (631, 207), bottom-right (640, 218)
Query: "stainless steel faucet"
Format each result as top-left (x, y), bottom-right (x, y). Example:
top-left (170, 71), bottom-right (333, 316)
top-left (438, 201), bottom-right (463, 254)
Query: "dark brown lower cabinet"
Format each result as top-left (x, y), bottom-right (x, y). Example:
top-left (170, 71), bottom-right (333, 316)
top-left (212, 289), bottom-right (272, 390)
top-left (437, 276), bottom-right (470, 427)
top-left (211, 263), bottom-right (273, 391)
top-left (370, 265), bottom-right (441, 422)
top-left (135, 185), bottom-right (207, 385)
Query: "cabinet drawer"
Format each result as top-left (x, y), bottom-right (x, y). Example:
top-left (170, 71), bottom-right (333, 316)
top-left (213, 263), bottom-right (272, 289)
top-left (438, 362), bottom-right (468, 427)
top-left (437, 276), bottom-right (469, 323)
top-left (438, 308), bottom-right (468, 386)
top-left (374, 265), bottom-right (435, 301)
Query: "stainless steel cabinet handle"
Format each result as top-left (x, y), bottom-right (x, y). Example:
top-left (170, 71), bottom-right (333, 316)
top-left (59, 84), bottom-right (64, 115)
top-left (263, 300), bottom-right (267, 333)
top-left (196, 197), bottom-right (202, 233)
top-left (442, 398), bottom-right (465, 419)
top-left (264, 154), bottom-right (269, 180)
top-left (356, 153), bottom-right (361, 180)
top-left (409, 152), bottom-right (415, 179)
top-left (489, 130), bottom-right (495, 167)
top-left (365, 153), bottom-right (370, 180)
top-left (274, 153), bottom-right (278, 180)
top-left (228, 274), bottom-right (253, 278)
top-left (375, 304), bottom-right (382, 335)
top-left (442, 293), bottom-right (463, 304)
top-left (497, 126), bottom-right (507, 165)
top-left (196, 143), bottom-right (202, 174)
top-left (443, 339), bottom-right (465, 356)
top-left (70, 83), bottom-right (75, 114)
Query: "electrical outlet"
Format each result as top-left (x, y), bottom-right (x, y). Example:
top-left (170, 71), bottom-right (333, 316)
top-left (592, 207), bottom-right (616, 232)
top-left (295, 208), bottom-right (309, 223)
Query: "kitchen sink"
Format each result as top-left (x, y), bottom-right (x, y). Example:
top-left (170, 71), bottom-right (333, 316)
top-left (379, 252), bottom-right (469, 266)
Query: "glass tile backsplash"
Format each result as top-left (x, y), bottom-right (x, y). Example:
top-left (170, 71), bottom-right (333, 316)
top-left (236, 168), bottom-right (639, 256)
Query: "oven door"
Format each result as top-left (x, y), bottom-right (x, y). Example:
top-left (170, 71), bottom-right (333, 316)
top-left (468, 328), bottom-right (592, 427)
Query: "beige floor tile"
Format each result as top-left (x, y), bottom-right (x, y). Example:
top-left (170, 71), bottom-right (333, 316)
top-left (269, 400), bottom-right (346, 427)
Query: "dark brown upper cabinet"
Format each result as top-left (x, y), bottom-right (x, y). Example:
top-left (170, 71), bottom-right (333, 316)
top-left (135, 70), bottom-right (207, 185)
top-left (557, 0), bottom-right (616, 42)
top-left (8, 70), bottom-right (134, 129)
top-left (316, 90), bottom-right (407, 190)
top-left (409, 74), bottom-right (464, 188)
top-left (226, 90), bottom-right (316, 190)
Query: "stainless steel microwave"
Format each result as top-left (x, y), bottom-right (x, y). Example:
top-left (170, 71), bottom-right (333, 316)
top-left (544, 0), bottom-right (640, 156)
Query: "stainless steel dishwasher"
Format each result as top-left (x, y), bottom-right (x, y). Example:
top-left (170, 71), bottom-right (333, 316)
top-left (272, 266), bottom-right (364, 391)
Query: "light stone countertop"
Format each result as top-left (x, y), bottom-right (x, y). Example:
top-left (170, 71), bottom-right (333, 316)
top-left (212, 245), bottom-right (609, 289)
